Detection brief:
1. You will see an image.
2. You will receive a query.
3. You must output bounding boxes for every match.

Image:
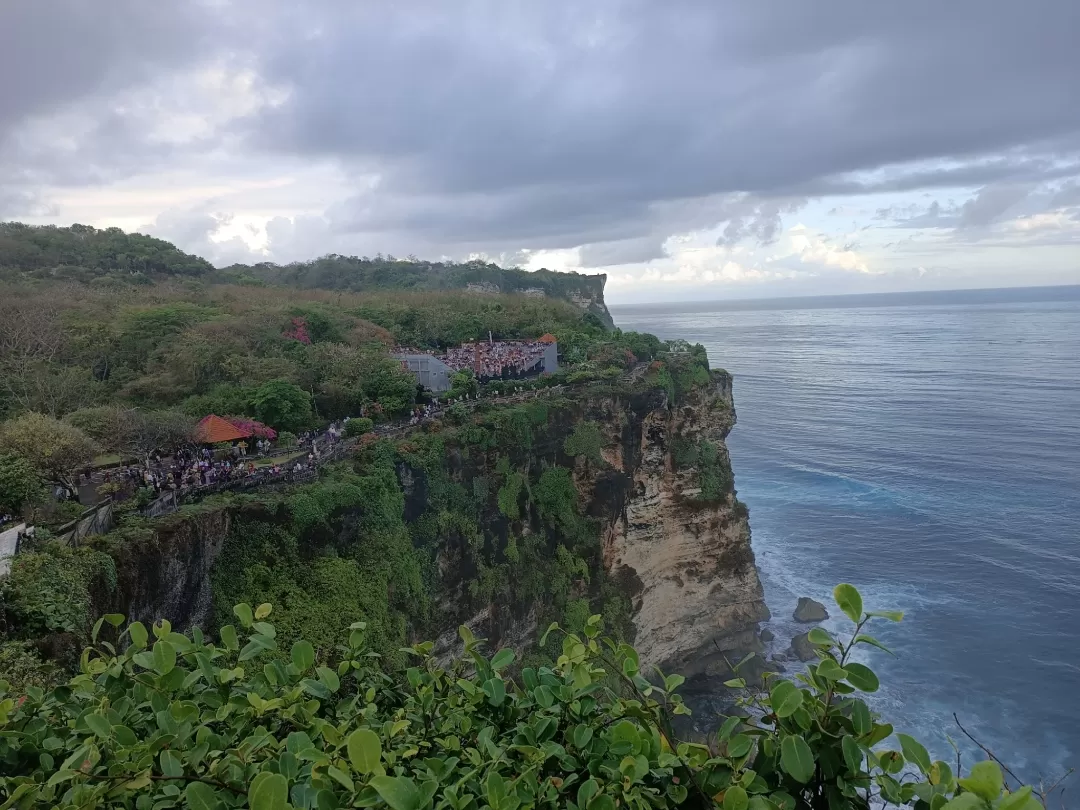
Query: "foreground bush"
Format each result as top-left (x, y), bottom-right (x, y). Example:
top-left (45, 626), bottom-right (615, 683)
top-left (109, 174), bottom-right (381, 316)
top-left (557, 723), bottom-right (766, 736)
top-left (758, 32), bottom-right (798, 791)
top-left (0, 585), bottom-right (1047, 809)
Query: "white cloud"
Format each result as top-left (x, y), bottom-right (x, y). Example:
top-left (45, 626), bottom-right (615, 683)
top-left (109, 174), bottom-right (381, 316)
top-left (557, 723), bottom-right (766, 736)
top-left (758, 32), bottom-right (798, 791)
top-left (785, 224), bottom-right (873, 273)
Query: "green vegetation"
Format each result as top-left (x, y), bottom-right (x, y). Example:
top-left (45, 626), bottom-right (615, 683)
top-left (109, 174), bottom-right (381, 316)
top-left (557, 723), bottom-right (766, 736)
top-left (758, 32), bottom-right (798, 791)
top-left (218, 255), bottom-right (613, 327)
top-left (0, 584), bottom-right (1056, 810)
top-left (671, 438), bottom-right (733, 502)
top-left (1, 543), bottom-right (116, 637)
top-left (211, 467), bottom-right (427, 668)
top-left (564, 422), bottom-right (604, 465)
top-left (0, 452), bottom-right (42, 515)
top-left (0, 222), bottom-right (212, 281)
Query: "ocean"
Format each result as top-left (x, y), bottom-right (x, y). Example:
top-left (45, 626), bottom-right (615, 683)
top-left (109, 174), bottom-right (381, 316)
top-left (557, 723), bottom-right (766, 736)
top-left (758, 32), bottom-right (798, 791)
top-left (613, 285), bottom-right (1080, 785)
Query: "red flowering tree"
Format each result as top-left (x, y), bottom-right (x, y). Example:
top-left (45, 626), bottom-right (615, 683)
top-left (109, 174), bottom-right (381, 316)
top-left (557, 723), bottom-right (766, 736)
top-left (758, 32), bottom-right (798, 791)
top-left (282, 316), bottom-right (312, 344)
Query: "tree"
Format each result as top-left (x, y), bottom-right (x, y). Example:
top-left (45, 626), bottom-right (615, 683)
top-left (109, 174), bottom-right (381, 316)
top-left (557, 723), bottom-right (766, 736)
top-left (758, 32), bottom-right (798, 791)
top-left (64, 407), bottom-right (194, 461)
top-left (251, 379), bottom-right (312, 432)
top-left (0, 412), bottom-right (98, 494)
top-left (0, 452), bottom-right (43, 515)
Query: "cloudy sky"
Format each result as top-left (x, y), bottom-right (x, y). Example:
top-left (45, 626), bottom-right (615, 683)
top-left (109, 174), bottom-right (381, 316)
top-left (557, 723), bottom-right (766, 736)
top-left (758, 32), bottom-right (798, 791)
top-left (2, 1), bottom-right (1079, 303)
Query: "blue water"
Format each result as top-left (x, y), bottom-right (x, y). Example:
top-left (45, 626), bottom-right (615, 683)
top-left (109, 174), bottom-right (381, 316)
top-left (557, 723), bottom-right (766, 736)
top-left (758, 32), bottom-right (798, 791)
top-left (613, 286), bottom-right (1080, 785)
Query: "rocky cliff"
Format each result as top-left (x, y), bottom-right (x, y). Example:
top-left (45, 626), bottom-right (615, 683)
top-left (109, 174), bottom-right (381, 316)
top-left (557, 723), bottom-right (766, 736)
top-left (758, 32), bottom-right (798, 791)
top-left (424, 370), bottom-right (769, 681)
top-left (600, 373), bottom-right (770, 678)
top-left (22, 367), bottom-right (764, 690)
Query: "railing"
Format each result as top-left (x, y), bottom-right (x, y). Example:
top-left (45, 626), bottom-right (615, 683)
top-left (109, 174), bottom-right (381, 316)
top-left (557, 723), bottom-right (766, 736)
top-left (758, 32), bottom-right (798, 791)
top-left (55, 498), bottom-right (115, 548)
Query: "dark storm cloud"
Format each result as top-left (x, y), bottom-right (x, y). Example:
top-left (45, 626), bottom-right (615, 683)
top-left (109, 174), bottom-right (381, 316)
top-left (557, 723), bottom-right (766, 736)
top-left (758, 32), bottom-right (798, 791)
top-left (3, 0), bottom-right (1080, 256)
top-left (0, 1), bottom-right (219, 137)
top-left (242, 0), bottom-right (1080, 248)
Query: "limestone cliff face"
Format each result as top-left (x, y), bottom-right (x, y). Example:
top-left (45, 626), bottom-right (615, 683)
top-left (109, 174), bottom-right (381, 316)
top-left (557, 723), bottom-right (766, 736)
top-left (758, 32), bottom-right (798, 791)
top-left (596, 373), bottom-right (769, 678)
top-left (430, 372), bottom-right (768, 680)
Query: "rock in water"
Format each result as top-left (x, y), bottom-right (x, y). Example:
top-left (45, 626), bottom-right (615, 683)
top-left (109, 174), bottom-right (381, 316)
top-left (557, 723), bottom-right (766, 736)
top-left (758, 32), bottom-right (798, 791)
top-left (793, 597), bottom-right (829, 623)
top-left (760, 627), bottom-right (775, 642)
top-left (790, 632), bottom-right (817, 662)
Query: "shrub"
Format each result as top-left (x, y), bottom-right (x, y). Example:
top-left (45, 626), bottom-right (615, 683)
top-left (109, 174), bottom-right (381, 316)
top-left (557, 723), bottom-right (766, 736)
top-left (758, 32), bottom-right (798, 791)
top-left (564, 422), bottom-right (604, 464)
top-left (0, 584), bottom-right (1054, 810)
top-left (344, 417), bottom-right (375, 438)
top-left (276, 431), bottom-right (298, 448)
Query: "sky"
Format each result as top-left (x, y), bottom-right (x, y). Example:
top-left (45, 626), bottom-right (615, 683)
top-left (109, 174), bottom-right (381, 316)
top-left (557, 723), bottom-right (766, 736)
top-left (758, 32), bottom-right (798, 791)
top-left (1, 1), bottom-right (1079, 304)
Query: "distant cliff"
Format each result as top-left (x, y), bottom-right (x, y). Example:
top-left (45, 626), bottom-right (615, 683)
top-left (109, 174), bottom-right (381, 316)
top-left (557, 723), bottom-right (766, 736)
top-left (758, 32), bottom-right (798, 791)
top-left (220, 257), bottom-right (615, 328)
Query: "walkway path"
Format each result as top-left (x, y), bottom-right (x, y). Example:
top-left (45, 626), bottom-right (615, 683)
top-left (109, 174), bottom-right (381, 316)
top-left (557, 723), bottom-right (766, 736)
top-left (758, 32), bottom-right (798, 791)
top-left (0, 523), bottom-right (28, 576)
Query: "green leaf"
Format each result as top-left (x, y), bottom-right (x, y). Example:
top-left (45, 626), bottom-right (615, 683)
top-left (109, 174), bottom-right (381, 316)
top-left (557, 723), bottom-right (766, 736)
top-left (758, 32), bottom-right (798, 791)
top-left (316, 666), bottom-right (340, 692)
top-left (103, 613), bottom-right (124, 627)
top-left (833, 583), bottom-right (863, 622)
top-left (185, 782), bottom-right (220, 810)
top-left (816, 658), bottom-right (848, 682)
top-left (255, 602), bottom-right (273, 620)
top-left (252, 621), bottom-right (276, 638)
top-left (997, 786), bottom-right (1034, 810)
top-left (866, 610), bottom-right (904, 622)
top-left (347, 728), bottom-right (384, 775)
top-left (152, 640), bottom-right (176, 675)
top-left (128, 621), bottom-right (148, 649)
top-left (844, 662), bottom-right (880, 692)
top-left (863, 723), bottom-right (894, 747)
top-left (897, 733), bottom-right (932, 775)
top-left (724, 785), bottom-right (749, 810)
top-left (327, 765), bottom-right (354, 792)
top-left (539, 621), bottom-right (559, 647)
top-left (248, 772), bottom-right (288, 810)
top-left (219, 624), bottom-right (238, 651)
top-left (957, 760), bottom-right (1003, 802)
top-left (239, 637), bottom-right (274, 662)
top-left (483, 677), bottom-right (506, 706)
top-left (719, 716), bottom-right (741, 740)
top-left (727, 734), bottom-right (752, 758)
top-left (85, 713), bottom-right (112, 738)
top-left (806, 627), bottom-right (833, 646)
top-left (291, 640), bottom-right (315, 672)
top-left (233, 603), bottom-right (253, 627)
top-left (853, 634), bottom-right (894, 655)
top-left (490, 648), bottom-right (515, 671)
top-left (780, 735), bottom-right (815, 783)
top-left (578, 779), bottom-right (599, 807)
top-left (851, 700), bottom-right (872, 735)
top-left (159, 749), bottom-right (184, 778)
top-left (769, 681), bottom-right (803, 718)
top-left (572, 724), bottom-right (594, 750)
top-left (370, 775), bottom-right (423, 810)
top-left (941, 795), bottom-right (987, 810)
top-left (841, 735), bottom-right (862, 774)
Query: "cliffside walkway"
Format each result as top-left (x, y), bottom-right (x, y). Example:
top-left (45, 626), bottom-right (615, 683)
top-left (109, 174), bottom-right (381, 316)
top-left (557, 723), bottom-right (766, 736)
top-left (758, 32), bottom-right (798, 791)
top-left (1, 372), bottom-right (641, 565)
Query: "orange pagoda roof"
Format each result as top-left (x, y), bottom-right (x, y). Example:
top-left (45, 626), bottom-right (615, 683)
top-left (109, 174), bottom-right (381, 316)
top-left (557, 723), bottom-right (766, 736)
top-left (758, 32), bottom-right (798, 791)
top-left (194, 414), bottom-right (251, 443)
top-left (538, 333), bottom-right (557, 343)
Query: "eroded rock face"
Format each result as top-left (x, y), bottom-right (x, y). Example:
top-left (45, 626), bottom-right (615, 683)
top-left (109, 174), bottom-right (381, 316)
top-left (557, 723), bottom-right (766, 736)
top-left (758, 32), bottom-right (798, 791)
top-left (601, 372), bottom-right (769, 678)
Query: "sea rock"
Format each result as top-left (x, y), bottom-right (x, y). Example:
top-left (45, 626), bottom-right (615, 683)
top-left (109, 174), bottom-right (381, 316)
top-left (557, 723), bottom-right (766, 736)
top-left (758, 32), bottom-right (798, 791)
top-left (790, 632), bottom-right (817, 662)
top-left (760, 628), bottom-right (774, 642)
top-left (793, 597), bottom-right (829, 623)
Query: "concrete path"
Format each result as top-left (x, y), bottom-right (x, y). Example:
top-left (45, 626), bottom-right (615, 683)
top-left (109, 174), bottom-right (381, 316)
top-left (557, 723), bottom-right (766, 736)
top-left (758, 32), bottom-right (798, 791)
top-left (0, 523), bottom-right (27, 577)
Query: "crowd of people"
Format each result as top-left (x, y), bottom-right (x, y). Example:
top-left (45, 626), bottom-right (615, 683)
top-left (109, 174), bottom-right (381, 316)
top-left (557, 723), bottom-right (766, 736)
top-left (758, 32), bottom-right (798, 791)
top-left (442, 340), bottom-right (549, 381)
top-left (90, 424), bottom-right (350, 503)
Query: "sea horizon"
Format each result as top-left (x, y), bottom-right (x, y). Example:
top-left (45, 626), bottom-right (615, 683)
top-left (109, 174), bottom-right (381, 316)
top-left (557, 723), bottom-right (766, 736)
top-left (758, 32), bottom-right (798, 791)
top-left (610, 283), bottom-right (1080, 314)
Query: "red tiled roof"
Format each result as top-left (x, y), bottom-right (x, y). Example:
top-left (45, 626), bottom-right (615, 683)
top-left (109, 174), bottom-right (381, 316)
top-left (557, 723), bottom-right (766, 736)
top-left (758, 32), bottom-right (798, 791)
top-left (194, 414), bottom-right (250, 443)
